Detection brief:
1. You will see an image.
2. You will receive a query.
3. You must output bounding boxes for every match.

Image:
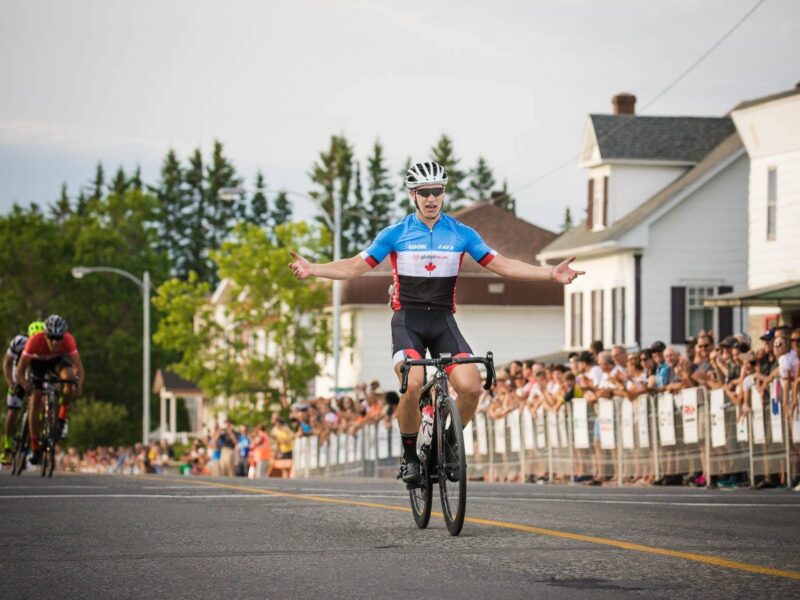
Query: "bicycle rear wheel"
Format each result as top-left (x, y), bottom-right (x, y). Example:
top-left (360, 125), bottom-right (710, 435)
top-left (11, 416), bottom-right (29, 476)
top-left (408, 457), bottom-right (433, 529)
top-left (437, 395), bottom-right (467, 536)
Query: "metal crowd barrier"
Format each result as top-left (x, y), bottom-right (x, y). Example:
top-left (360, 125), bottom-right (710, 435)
top-left (291, 386), bottom-right (800, 488)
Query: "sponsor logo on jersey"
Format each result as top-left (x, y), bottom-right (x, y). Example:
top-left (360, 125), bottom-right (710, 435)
top-left (407, 244), bottom-right (426, 250)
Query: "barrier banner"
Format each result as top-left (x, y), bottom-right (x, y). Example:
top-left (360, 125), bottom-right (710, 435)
top-left (681, 388), bottom-right (699, 445)
top-left (793, 406), bottom-right (800, 444)
top-left (658, 393), bottom-right (676, 447)
top-left (494, 416), bottom-right (507, 454)
top-left (770, 381), bottom-right (783, 444)
top-left (338, 433), bottom-right (347, 463)
top-left (293, 438), bottom-right (302, 469)
top-left (309, 436), bottom-right (319, 469)
top-left (391, 419), bottom-right (402, 457)
top-left (523, 408), bottom-right (535, 450)
top-left (637, 395), bottom-right (649, 448)
top-left (621, 398), bottom-right (634, 450)
top-left (508, 409), bottom-right (521, 452)
top-left (572, 398), bottom-right (590, 449)
top-left (598, 399), bottom-right (615, 450)
top-left (558, 407), bottom-right (569, 448)
top-left (355, 430), bottom-right (363, 461)
top-left (751, 389), bottom-right (766, 445)
top-left (319, 442), bottom-right (328, 469)
top-left (364, 425), bottom-right (374, 461)
top-left (535, 406), bottom-right (546, 449)
top-left (463, 421), bottom-right (475, 456)
top-left (330, 434), bottom-right (338, 466)
top-left (736, 413), bottom-right (749, 442)
top-left (546, 409), bottom-right (559, 449)
top-left (377, 424), bottom-right (389, 459)
top-left (475, 413), bottom-right (488, 455)
top-left (709, 388), bottom-right (727, 448)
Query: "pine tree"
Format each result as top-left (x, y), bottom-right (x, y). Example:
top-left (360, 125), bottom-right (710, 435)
top-left (249, 171), bottom-right (270, 228)
top-left (345, 160), bottom-right (369, 252)
top-left (468, 156), bottom-right (496, 203)
top-left (271, 191), bottom-right (292, 228)
top-left (154, 149), bottom-right (191, 278)
top-left (91, 162), bottom-right (105, 201)
top-left (561, 207), bottom-right (574, 232)
top-left (490, 179), bottom-right (516, 214)
top-left (184, 149), bottom-right (207, 280)
top-left (309, 135), bottom-right (357, 257)
top-left (430, 135), bottom-right (467, 210)
top-left (75, 191), bottom-right (88, 217)
top-left (205, 140), bottom-right (242, 255)
top-left (397, 156), bottom-right (413, 215)
top-left (110, 166), bottom-right (128, 196)
top-left (51, 183), bottom-right (72, 224)
top-left (130, 165), bottom-right (143, 191)
top-left (365, 140), bottom-right (394, 240)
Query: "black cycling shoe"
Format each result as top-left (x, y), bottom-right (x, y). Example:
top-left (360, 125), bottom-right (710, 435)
top-left (399, 459), bottom-right (422, 487)
top-left (29, 450), bottom-right (42, 465)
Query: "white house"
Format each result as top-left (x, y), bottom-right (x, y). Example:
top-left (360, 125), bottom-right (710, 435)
top-left (537, 93), bottom-right (750, 351)
top-left (705, 85), bottom-right (800, 333)
top-left (315, 202), bottom-right (565, 393)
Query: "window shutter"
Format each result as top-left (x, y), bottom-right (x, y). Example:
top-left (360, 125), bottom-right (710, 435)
top-left (587, 178), bottom-right (594, 230)
top-left (717, 285), bottom-right (733, 339)
top-left (670, 286), bottom-right (686, 343)
top-left (602, 176), bottom-right (609, 226)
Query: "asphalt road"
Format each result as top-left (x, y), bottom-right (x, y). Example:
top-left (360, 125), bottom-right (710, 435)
top-left (1, 473), bottom-right (799, 599)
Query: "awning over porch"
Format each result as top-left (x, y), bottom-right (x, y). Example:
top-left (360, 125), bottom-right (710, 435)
top-left (703, 280), bottom-right (800, 308)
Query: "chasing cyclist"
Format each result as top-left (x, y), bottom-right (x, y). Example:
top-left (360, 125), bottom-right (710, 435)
top-left (289, 161), bottom-right (584, 485)
top-left (1, 321), bottom-right (45, 464)
top-left (15, 314), bottom-right (84, 464)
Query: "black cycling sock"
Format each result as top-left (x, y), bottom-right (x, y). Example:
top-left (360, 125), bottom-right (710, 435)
top-left (401, 433), bottom-right (419, 462)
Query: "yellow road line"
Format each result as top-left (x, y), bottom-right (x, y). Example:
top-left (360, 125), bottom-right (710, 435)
top-left (151, 476), bottom-right (800, 581)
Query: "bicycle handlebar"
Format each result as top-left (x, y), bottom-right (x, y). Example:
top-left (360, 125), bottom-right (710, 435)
top-left (399, 352), bottom-right (495, 394)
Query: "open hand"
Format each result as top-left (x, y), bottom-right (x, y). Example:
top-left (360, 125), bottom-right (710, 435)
top-left (288, 251), bottom-right (314, 280)
top-left (552, 257), bottom-right (585, 285)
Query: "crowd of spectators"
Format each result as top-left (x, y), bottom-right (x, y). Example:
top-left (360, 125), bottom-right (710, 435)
top-left (479, 325), bottom-right (800, 489)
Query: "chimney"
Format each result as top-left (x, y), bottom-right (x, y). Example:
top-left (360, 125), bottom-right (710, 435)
top-left (612, 93), bottom-right (636, 115)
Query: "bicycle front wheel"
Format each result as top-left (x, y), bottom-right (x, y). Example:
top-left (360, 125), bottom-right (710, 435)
top-left (437, 395), bottom-right (467, 536)
top-left (408, 458), bottom-right (433, 529)
top-left (11, 420), bottom-right (28, 476)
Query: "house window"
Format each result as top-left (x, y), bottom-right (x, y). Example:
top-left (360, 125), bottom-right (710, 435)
top-left (686, 286), bottom-right (715, 338)
top-left (767, 167), bottom-right (777, 241)
top-left (571, 292), bottom-right (583, 348)
top-left (611, 287), bottom-right (625, 344)
top-left (591, 289), bottom-right (604, 343)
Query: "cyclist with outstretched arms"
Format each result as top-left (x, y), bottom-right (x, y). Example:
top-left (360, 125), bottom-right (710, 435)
top-left (1, 321), bottom-right (45, 464)
top-left (15, 315), bottom-right (84, 464)
top-left (289, 161), bottom-right (584, 485)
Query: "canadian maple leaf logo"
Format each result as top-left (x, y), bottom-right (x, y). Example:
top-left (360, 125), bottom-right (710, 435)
top-left (425, 262), bottom-right (436, 272)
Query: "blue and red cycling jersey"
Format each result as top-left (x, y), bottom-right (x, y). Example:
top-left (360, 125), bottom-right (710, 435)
top-left (359, 212), bottom-right (496, 312)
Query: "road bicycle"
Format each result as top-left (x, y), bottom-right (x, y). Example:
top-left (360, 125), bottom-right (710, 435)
top-left (399, 351), bottom-right (495, 536)
top-left (10, 397), bottom-right (30, 476)
top-left (38, 375), bottom-right (76, 478)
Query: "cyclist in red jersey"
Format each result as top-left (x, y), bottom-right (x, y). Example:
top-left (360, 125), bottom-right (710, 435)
top-left (15, 314), bottom-right (84, 463)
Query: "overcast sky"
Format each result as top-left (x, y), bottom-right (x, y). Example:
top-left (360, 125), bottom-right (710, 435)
top-left (1, 0), bottom-right (797, 231)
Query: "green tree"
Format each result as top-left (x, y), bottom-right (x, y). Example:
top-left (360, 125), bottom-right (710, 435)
top-left (397, 156), bottom-right (413, 215)
top-left (68, 401), bottom-right (130, 452)
top-left (51, 183), bottom-right (72, 224)
top-left (91, 162), bottom-right (105, 201)
top-left (184, 149), bottom-right (208, 281)
top-left (154, 149), bottom-right (191, 278)
top-left (468, 156), bottom-right (496, 203)
top-left (248, 171), bottom-right (270, 228)
top-left (365, 140), bottom-right (394, 239)
top-left (490, 179), bottom-right (516, 214)
top-left (430, 135), bottom-right (467, 210)
top-left (130, 165), bottom-right (143, 191)
top-left (271, 190), bottom-right (292, 229)
top-left (205, 140), bottom-right (242, 254)
top-left (110, 166), bottom-right (128, 196)
top-left (153, 222), bottom-right (330, 405)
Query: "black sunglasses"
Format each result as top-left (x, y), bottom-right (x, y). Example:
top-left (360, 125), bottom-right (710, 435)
top-left (791, 338), bottom-right (800, 344)
top-left (415, 187), bottom-right (445, 198)
top-left (534, 371), bottom-right (546, 377)
top-left (47, 335), bottom-right (63, 342)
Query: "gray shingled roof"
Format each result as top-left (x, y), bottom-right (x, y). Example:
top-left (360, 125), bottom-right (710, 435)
top-left (539, 132), bottom-right (744, 258)
top-left (590, 115), bottom-right (736, 163)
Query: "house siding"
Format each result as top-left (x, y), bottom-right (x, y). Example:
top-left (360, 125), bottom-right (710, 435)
top-left (598, 163), bottom-right (688, 226)
top-left (640, 153), bottom-right (749, 345)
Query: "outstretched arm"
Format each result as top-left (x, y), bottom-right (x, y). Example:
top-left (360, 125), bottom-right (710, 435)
top-left (289, 252), bottom-right (371, 281)
top-left (485, 255), bottom-right (585, 285)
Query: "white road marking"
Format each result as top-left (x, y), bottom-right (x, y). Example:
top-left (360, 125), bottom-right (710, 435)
top-left (0, 494), bottom-right (281, 500)
top-left (0, 485), bottom-right (108, 489)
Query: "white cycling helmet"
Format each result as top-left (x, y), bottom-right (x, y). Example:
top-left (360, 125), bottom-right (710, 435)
top-left (405, 161), bottom-right (448, 190)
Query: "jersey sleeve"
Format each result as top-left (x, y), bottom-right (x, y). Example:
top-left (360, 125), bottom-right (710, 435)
top-left (359, 223), bottom-right (399, 268)
top-left (460, 223), bottom-right (496, 267)
top-left (63, 333), bottom-right (79, 356)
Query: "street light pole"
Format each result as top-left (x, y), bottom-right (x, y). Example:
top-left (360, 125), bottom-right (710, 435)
top-left (71, 266), bottom-right (151, 444)
top-left (332, 182), bottom-right (342, 398)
